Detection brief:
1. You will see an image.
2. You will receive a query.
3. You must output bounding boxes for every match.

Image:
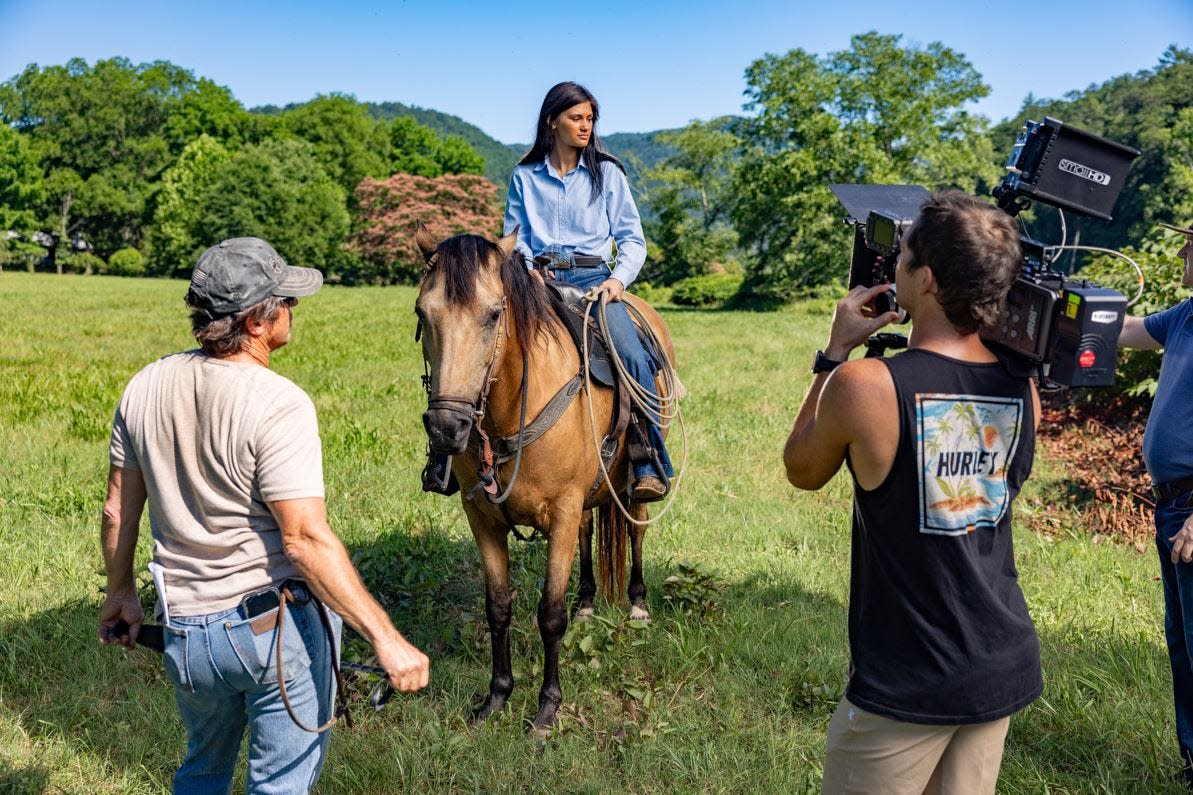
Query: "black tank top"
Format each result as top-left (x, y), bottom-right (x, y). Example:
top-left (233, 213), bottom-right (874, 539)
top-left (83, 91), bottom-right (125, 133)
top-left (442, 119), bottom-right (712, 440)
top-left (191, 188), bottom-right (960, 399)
top-left (844, 348), bottom-right (1042, 724)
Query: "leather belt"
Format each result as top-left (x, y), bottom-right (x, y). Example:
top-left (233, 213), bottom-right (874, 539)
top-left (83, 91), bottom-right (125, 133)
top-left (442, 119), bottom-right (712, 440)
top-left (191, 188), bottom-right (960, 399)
top-left (533, 253), bottom-right (606, 270)
top-left (1152, 476), bottom-right (1193, 501)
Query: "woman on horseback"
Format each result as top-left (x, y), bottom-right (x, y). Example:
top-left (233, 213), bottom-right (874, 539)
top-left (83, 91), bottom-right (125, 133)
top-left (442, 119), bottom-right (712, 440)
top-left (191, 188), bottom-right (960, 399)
top-left (504, 81), bottom-right (673, 502)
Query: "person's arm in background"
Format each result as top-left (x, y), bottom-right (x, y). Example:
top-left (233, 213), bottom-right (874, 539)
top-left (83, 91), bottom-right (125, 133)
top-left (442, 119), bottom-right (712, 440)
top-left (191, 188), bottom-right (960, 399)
top-left (1118, 314), bottom-right (1162, 350)
top-left (504, 169), bottom-right (544, 286)
top-left (99, 464), bottom-right (147, 648)
top-left (271, 497), bottom-right (430, 693)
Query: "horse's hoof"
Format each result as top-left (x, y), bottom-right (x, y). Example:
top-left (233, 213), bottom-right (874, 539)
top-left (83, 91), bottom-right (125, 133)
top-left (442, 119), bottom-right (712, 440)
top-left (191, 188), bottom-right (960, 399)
top-left (470, 697), bottom-right (508, 724)
top-left (629, 605), bottom-right (651, 622)
top-left (574, 605), bottom-right (595, 621)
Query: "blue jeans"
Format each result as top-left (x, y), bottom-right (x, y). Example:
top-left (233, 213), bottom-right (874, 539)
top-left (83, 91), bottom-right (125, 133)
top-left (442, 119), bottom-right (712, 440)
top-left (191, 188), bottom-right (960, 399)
top-left (552, 265), bottom-right (673, 480)
top-left (163, 598), bottom-right (342, 794)
top-left (1155, 490), bottom-right (1193, 783)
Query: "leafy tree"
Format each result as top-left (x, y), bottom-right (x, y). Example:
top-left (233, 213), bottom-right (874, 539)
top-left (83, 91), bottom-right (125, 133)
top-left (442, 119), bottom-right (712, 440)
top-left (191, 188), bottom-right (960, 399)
top-left (193, 139), bottom-right (349, 272)
top-left (0, 121), bottom-right (44, 233)
top-left (992, 47), bottom-right (1193, 257)
top-left (347, 173), bottom-right (500, 283)
top-left (280, 94), bottom-right (390, 194)
top-left (0, 58), bottom-right (245, 263)
top-left (733, 33), bottom-right (995, 298)
top-left (162, 78), bottom-right (253, 152)
top-left (642, 119), bottom-right (741, 283)
top-left (390, 116), bottom-right (484, 178)
top-left (149, 135), bottom-right (231, 276)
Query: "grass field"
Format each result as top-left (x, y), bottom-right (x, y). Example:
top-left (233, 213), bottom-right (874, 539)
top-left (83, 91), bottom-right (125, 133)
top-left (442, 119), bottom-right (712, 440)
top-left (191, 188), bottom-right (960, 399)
top-left (0, 271), bottom-right (1181, 793)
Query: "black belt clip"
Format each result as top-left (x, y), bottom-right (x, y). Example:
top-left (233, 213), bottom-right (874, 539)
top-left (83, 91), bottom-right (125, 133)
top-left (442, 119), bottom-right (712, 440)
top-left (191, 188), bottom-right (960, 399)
top-left (239, 579), bottom-right (309, 618)
top-left (1153, 477), bottom-right (1193, 501)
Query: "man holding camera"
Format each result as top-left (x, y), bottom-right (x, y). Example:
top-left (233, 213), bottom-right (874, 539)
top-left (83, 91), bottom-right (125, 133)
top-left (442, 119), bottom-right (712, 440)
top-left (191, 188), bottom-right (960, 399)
top-left (784, 191), bottom-right (1043, 794)
top-left (1117, 221), bottom-right (1193, 786)
top-left (98, 237), bottom-right (430, 793)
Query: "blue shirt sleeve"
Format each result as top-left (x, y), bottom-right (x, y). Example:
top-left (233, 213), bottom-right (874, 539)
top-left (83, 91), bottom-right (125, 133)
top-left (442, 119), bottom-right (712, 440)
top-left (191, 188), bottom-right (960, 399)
top-left (605, 163), bottom-right (647, 288)
top-left (1144, 299), bottom-right (1192, 347)
top-left (503, 170), bottom-right (534, 263)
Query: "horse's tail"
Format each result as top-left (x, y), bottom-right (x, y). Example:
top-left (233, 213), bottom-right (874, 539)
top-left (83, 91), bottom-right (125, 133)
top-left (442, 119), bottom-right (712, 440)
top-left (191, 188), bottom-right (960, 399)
top-left (596, 503), bottom-right (627, 602)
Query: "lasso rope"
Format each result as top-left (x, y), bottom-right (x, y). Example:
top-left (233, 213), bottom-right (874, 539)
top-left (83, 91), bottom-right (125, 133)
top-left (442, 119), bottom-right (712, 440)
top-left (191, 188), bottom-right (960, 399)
top-left (580, 288), bottom-right (688, 526)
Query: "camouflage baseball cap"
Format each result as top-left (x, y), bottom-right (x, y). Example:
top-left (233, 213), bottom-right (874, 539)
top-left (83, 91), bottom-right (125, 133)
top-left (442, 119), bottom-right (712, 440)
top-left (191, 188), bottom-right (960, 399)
top-left (186, 237), bottom-right (323, 319)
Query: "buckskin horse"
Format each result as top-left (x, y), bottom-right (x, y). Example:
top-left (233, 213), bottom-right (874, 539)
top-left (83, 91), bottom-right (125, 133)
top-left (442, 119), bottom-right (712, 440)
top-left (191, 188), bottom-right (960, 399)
top-left (414, 223), bottom-right (678, 732)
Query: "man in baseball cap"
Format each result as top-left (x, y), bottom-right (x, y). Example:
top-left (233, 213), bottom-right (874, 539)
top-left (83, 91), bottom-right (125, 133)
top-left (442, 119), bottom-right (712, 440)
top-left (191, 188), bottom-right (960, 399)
top-left (185, 236), bottom-right (323, 319)
top-left (100, 236), bottom-right (429, 792)
top-left (1118, 220), bottom-right (1193, 786)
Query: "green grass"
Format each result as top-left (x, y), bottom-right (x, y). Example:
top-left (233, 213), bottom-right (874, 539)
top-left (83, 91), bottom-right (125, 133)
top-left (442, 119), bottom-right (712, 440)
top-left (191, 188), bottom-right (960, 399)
top-left (0, 272), bottom-right (1179, 793)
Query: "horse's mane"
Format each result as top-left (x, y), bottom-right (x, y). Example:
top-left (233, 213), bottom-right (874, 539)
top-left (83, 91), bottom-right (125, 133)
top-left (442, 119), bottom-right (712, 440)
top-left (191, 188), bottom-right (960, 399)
top-left (428, 234), bottom-right (555, 345)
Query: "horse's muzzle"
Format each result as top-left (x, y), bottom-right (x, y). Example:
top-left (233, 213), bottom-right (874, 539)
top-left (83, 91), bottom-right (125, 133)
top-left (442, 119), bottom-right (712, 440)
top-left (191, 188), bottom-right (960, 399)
top-left (423, 408), bottom-right (472, 455)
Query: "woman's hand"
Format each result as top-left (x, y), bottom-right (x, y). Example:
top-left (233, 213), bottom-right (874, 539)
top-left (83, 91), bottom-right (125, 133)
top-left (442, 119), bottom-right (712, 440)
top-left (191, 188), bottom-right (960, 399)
top-left (599, 277), bottom-right (625, 302)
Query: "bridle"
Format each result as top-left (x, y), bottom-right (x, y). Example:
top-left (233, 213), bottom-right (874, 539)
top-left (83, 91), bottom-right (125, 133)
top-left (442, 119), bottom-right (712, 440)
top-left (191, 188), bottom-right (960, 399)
top-left (417, 291), bottom-right (532, 515)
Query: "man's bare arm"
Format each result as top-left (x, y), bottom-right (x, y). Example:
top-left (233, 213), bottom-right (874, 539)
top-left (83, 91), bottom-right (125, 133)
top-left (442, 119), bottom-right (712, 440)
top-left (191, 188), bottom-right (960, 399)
top-left (1119, 315), bottom-right (1161, 350)
top-left (99, 465), bottom-right (147, 648)
top-left (271, 497), bottom-right (429, 693)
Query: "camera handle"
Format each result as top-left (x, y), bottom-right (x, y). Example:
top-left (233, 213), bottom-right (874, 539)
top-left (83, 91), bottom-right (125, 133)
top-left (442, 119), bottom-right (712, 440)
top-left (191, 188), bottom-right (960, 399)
top-left (864, 332), bottom-right (908, 359)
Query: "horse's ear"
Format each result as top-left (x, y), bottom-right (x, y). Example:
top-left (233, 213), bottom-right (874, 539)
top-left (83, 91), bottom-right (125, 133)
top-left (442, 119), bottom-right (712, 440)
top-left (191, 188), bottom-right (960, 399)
top-left (414, 220), bottom-right (437, 264)
top-left (497, 226), bottom-right (518, 260)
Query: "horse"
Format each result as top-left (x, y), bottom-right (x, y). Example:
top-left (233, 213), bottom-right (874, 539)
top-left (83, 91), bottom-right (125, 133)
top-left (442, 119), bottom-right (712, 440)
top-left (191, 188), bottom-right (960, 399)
top-left (414, 223), bottom-right (677, 732)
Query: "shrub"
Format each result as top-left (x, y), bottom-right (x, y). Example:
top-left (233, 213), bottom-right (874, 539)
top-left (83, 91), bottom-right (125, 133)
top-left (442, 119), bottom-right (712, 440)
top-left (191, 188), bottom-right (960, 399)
top-left (62, 252), bottom-right (105, 275)
top-left (106, 247), bottom-right (146, 276)
top-left (670, 272), bottom-right (744, 306)
top-left (346, 173), bottom-right (502, 284)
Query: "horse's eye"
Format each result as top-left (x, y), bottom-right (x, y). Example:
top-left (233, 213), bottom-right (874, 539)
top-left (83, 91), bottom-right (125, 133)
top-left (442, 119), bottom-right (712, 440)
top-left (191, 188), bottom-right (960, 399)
top-left (486, 307), bottom-right (502, 326)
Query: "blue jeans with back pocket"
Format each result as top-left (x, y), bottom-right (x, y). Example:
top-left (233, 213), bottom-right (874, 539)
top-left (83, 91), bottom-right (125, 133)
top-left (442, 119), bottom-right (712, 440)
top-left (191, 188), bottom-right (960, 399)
top-left (162, 597), bottom-right (341, 794)
top-left (1155, 489), bottom-right (1193, 783)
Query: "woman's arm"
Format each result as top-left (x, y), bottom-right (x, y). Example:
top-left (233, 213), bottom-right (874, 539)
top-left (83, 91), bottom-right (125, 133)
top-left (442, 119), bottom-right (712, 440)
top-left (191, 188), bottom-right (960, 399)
top-left (605, 163), bottom-right (647, 290)
top-left (503, 170), bottom-right (534, 262)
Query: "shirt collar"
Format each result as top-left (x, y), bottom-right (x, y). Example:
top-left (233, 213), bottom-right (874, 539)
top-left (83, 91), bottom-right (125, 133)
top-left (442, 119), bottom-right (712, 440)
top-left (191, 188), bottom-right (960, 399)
top-left (536, 156), bottom-right (590, 177)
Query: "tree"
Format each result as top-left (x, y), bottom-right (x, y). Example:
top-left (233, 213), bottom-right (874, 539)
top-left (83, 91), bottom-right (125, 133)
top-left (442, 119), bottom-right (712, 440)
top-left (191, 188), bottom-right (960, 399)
top-left (390, 116), bottom-right (484, 177)
top-left (193, 139), bottom-right (349, 272)
top-left (346, 173), bottom-right (501, 284)
top-left (149, 135), bottom-right (231, 276)
top-left (280, 94), bottom-right (390, 194)
top-left (733, 33), bottom-right (996, 297)
top-left (991, 47), bottom-right (1193, 257)
top-left (0, 58), bottom-right (247, 263)
top-left (0, 121), bottom-right (44, 232)
top-left (642, 119), bottom-right (741, 283)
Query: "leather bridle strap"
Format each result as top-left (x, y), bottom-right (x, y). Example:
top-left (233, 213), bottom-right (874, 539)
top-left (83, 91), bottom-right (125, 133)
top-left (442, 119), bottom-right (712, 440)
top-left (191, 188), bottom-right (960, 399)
top-left (275, 584), bottom-right (353, 733)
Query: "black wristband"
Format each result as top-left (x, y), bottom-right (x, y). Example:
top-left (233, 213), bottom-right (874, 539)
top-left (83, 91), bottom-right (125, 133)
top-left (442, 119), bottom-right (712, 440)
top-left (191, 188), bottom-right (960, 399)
top-left (812, 350), bottom-right (843, 373)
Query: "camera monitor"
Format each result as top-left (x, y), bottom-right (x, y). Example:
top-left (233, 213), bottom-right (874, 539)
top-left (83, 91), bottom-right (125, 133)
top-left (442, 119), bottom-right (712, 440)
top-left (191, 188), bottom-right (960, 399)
top-left (999, 117), bottom-right (1139, 221)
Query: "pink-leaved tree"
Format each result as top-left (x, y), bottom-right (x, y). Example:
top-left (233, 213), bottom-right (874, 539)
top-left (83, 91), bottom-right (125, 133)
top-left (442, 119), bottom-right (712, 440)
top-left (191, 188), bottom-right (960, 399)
top-left (346, 173), bottom-right (502, 284)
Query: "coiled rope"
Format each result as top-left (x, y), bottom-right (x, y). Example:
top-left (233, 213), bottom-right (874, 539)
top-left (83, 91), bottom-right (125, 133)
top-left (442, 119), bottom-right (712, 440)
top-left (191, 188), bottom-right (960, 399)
top-left (580, 287), bottom-right (688, 526)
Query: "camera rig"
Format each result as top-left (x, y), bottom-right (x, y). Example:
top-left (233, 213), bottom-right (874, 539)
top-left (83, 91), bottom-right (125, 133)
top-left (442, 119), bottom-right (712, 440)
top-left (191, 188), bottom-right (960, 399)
top-left (831, 117), bottom-right (1140, 387)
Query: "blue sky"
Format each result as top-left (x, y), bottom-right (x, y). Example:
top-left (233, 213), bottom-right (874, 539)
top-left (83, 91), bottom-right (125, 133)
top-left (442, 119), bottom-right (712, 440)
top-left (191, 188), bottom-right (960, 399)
top-left (1, 0), bottom-right (1189, 144)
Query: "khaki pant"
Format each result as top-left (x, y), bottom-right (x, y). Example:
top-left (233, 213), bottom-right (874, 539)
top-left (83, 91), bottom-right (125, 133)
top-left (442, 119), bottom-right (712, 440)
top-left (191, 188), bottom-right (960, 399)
top-left (821, 697), bottom-right (1011, 794)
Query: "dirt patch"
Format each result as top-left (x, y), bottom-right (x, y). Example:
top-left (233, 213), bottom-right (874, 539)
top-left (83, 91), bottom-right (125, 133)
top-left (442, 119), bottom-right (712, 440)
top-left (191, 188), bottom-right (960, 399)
top-left (1024, 394), bottom-right (1155, 550)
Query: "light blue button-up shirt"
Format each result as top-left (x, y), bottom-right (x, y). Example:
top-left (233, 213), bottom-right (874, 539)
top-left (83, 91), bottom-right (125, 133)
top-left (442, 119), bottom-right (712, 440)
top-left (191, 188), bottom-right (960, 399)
top-left (504, 157), bottom-right (647, 287)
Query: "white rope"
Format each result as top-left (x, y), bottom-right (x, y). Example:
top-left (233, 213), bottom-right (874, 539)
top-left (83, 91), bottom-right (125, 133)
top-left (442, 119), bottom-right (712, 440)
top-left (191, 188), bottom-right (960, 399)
top-left (1045, 244), bottom-right (1146, 307)
top-left (579, 288), bottom-right (688, 527)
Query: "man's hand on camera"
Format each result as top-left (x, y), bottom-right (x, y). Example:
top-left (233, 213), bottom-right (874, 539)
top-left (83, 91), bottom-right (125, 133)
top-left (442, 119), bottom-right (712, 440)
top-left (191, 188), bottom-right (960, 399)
top-left (376, 631), bottom-right (430, 693)
top-left (1170, 513), bottom-right (1193, 565)
top-left (825, 284), bottom-right (902, 361)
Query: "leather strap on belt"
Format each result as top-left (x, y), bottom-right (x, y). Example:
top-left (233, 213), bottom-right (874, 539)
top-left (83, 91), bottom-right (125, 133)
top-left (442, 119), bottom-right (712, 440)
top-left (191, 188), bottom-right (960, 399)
top-left (275, 583), bottom-right (353, 733)
top-left (1153, 476), bottom-right (1193, 501)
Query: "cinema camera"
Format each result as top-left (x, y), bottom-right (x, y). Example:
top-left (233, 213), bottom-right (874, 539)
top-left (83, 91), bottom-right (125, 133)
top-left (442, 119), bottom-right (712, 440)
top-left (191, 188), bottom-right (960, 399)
top-left (831, 117), bottom-right (1141, 387)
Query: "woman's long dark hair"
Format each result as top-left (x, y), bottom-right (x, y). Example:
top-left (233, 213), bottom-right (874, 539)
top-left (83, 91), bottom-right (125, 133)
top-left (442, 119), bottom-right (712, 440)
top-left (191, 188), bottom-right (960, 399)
top-left (519, 81), bottom-right (625, 204)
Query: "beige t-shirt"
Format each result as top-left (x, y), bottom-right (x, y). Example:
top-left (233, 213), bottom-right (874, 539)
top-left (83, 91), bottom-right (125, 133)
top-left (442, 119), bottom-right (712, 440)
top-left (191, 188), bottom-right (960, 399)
top-left (109, 351), bottom-right (324, 615)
